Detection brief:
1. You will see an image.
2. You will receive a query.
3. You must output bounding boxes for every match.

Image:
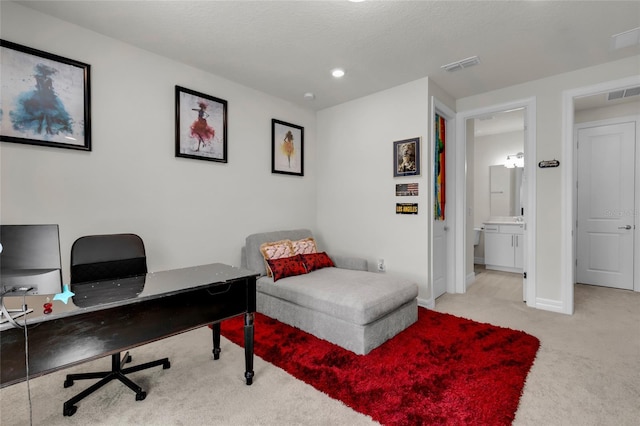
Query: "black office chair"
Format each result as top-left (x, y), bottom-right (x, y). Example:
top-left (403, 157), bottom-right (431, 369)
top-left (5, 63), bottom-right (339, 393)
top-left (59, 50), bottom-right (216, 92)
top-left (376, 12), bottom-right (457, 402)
top-left (62, 234), bottom-right (170, 417)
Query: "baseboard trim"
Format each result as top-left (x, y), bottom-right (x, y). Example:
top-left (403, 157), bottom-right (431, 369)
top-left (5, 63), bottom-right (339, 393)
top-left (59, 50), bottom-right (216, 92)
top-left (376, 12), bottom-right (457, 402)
top-left (466, 272), bottom-right (476, 287)
top-left (418, 297), bottom-right (435, 309)
top-left (535, 297), bottom-right (565, 314)
top-left (485, 265), bottom-right (523, 274)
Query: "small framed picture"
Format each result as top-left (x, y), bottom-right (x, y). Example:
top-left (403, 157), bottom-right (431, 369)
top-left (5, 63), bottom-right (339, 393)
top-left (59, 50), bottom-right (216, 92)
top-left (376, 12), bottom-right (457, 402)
top-left (272, 119), bottom-right (304, 176)
top-left (175, 85), bottom-right (227, 163)
top-left (393, 137), bottom-right (421, 177)
top-left (0, 40), bottom-right (91, 151)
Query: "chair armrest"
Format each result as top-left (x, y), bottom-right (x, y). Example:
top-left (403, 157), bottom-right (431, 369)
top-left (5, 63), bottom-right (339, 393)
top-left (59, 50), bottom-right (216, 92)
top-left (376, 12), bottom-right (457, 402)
top-left (330, 254), bottom-right (368, 271)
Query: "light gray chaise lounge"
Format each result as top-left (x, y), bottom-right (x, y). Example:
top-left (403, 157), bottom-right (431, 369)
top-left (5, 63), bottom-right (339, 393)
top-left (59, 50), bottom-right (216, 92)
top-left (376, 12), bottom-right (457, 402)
top-left (241, 229), bottom-right (418, 355)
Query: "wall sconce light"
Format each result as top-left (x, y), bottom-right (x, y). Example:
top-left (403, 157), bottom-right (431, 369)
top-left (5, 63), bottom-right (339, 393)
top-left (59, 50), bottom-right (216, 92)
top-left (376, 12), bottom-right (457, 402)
top-left (505, 152), bottom-right (524, 168)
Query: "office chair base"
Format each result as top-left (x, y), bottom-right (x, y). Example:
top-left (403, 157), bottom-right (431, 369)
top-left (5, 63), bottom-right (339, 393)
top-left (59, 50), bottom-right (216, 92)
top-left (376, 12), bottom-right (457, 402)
top-left (63, 352), bottom-right (170, 416)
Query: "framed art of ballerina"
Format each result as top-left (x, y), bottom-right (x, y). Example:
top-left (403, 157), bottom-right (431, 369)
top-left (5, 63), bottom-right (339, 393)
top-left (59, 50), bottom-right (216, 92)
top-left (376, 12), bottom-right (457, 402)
top-left (175, 85), bottom-right (227, 163)
top-left (0, 39), bottom-right (91, 151)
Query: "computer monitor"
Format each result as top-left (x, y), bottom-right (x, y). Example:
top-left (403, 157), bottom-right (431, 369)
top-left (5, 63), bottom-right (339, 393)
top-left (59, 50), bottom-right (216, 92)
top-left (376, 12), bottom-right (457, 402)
top-left (0, 224), bottom-right (63, 296)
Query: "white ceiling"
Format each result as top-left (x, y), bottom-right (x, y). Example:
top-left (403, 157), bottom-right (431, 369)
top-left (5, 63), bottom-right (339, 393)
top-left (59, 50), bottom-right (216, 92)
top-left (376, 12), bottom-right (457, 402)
top-left (14, 0), bottom-right (640, 111)
top-left (474, 109), bottom-right (524, 137)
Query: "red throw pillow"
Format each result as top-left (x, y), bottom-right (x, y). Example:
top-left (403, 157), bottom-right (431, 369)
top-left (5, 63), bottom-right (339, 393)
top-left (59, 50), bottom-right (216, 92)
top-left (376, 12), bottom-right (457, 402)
top-left (301, 252), bottom-right (335, 272)
top-left (266, 255), bottom-right (307, 282)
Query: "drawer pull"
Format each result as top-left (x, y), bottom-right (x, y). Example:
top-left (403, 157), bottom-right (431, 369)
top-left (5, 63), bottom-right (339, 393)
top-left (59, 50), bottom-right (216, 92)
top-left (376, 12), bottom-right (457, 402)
top-left (206, 284), bottom-right (232, 296)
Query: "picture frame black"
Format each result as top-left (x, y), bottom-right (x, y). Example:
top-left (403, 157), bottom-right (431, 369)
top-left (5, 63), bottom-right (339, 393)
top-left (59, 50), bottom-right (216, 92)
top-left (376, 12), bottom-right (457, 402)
top-left (0, 39), bottom-right (91, 151)
top-left (175, 85), bottom-right (228, 163)
top-left (272, 119), bottom-right (304, 176)
top-left (393, 137), bottom-right (421, 177)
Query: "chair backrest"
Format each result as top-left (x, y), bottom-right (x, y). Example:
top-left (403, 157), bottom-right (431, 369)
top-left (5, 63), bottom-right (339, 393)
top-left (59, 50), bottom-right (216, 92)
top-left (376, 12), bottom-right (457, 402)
top-left (70, 233), bottom-right (147, 284)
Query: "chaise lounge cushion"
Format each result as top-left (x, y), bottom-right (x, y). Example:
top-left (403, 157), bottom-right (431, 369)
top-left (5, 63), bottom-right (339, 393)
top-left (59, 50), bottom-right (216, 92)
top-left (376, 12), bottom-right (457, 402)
top-left (257, 267), bottom-right (417, 326)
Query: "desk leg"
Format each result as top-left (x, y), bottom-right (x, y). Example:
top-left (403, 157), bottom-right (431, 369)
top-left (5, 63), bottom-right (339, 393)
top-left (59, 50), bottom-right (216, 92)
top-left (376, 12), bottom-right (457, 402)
top-left (212, 323), bottom-right (221, 360)
top-left (244, 312), bottom-right (254, 385)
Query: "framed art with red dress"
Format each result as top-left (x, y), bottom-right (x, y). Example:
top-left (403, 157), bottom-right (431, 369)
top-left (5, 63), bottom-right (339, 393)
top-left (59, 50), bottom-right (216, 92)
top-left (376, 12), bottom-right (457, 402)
top-left (175, 85), bottom-right (227, 163)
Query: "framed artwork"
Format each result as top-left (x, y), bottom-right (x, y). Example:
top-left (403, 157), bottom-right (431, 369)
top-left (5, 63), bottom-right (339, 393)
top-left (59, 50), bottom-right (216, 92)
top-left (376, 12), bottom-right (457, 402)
top-left (272, 119), bottom-right (304, 176)
top-left (0, 40), bottom-right (91, 151)
top-left (396, 183), bottom-right (419, 196)
top-left (394, 137), bottom-right (421, 177)
top-left (175, 85), bottom-right (227, 163)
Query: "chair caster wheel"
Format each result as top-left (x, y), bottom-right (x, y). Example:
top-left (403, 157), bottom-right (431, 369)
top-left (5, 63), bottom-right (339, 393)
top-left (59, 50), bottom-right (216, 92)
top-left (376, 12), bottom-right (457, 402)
top-left (63, 379), bottom-right (74, 388)
top-left (136, 391), bottom-right (147, 401)
top-left (63, 405), bottom-right (77, 416)
top-left (163, 361), bottom-right (171, 369)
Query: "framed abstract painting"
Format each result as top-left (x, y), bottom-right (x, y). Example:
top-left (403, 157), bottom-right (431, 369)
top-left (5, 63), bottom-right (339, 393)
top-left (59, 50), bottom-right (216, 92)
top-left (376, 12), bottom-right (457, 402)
top-left (272, 119), bottom-right (304, 176)
top-left (0, 40), bottom-right (91, 151)
top-left (175, 85), bottom-right (228, 163)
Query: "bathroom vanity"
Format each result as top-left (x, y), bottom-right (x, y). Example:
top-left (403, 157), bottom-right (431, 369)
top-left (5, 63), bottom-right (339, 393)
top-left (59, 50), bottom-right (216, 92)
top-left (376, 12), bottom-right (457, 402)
top-left (483, 220), bottom-right (524, 273)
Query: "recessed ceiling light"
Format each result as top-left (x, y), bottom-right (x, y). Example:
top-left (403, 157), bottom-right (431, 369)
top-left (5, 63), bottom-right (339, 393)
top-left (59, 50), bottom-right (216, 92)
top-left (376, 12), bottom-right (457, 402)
top-left (304, 92), bottom-right (315, 100)
top-left (331, 68), bottom-right (346, 78)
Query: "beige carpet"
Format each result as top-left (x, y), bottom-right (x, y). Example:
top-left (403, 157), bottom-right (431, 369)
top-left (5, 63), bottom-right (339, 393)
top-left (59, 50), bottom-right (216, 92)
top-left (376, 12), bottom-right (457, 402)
top-left (1, 270), bottom-right (638, 425)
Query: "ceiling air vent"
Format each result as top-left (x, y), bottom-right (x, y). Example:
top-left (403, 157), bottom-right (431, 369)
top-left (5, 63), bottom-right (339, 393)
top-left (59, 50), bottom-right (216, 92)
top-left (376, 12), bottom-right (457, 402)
top-left (611, 27), bottom-right (640, 50)
top-left (608, 86), bottom-right (640, 101)
top-left (608, 90), bottom-right (625, 101)
top-left (441, 56), bottom-right (480, 72)
top-left (623, 86), bottom-right (640, 97)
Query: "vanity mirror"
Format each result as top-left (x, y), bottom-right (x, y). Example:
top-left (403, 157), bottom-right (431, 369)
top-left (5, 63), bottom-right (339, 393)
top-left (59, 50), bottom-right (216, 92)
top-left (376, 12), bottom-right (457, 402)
top-left (489, 165), bottom-right (523, 217)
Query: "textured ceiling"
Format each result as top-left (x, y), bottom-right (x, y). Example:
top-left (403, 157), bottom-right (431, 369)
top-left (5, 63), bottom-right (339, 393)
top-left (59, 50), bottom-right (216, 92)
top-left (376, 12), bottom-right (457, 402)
top-left (14, 0), bottom-right (640, 111)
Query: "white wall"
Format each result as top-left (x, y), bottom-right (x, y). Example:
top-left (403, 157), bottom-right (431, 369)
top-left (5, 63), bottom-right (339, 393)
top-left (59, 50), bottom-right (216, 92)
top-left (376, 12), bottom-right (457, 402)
top-left (576, 100), bottom-right (640, 123)
top-left (316, 78), bottom-right (431, 302)
top-left (0, 2), bottom-right (317, 280)
top-left (457, 55), bottom-right (640, 304)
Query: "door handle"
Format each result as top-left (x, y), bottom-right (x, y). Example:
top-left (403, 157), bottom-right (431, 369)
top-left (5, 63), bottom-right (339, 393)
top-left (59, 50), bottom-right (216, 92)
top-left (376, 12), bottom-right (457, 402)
top-left (618, 225), bottom-right (632, 230)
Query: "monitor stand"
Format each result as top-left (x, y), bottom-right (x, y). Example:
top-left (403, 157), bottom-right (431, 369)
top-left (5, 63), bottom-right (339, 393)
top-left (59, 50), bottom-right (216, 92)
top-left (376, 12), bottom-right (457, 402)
top-left (0, 287), bottom-right (34, 325)
top-left (0, 308), bottom-right (34, 324)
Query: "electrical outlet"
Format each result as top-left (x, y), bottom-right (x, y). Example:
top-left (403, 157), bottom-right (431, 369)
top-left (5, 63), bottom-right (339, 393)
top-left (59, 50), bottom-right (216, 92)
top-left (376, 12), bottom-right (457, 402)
top-left (377, 259), bottom-right (386, 272)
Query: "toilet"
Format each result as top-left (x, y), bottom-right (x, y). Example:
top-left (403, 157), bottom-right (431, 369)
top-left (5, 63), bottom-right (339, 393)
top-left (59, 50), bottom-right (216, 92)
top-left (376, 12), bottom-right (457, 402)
top-left (473, 228), bottom-right (482, 246)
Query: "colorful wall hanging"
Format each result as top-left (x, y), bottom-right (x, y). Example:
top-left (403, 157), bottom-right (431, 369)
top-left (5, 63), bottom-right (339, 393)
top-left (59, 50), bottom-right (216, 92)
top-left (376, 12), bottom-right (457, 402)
top-left (434, 113), bottom-right (446, 220)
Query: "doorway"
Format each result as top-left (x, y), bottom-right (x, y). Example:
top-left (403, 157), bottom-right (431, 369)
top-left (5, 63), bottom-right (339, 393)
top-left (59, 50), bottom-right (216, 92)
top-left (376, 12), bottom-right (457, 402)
top-left (562, 75), bottom-right (640, 314)
top-left (430, 97), bottom-right (455, 300)
top-left (454, 97), bottom-right (537, 305)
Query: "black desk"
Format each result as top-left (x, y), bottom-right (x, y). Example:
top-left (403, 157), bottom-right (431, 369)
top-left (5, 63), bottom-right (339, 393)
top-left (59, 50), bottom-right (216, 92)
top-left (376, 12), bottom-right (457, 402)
top-left (1, 263), bottom-right (258, 391)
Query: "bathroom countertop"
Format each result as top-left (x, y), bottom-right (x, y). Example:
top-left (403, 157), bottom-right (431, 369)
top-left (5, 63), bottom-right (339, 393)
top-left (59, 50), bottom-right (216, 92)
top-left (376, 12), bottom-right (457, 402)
top-left (483, 217), bottom-right (525, 226)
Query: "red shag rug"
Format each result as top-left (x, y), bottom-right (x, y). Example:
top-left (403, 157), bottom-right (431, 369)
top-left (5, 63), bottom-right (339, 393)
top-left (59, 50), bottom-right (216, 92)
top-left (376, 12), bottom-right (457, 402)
top-left (221, 308), bottom-right (540, 425)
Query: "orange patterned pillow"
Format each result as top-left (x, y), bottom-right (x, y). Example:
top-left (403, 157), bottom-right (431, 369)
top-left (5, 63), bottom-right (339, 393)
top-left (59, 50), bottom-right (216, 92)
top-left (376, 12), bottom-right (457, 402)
top-left (291, 237), bottom-right (317, 255)
top-left (260, 239), bottom-right (295, 277)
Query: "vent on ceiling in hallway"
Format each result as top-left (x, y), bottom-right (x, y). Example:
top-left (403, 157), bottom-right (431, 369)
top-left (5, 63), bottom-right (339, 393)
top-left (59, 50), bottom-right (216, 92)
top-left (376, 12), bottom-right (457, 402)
top-left (608, 86), bottom-right (640, 101)
top-left (441, 56), bottom-right (480, 72)
top-left (610, 27), bottom-right (640, 50)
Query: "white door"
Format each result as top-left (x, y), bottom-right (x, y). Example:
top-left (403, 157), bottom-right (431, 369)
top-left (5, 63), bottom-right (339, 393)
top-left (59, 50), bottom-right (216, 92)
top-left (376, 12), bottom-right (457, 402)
top-left (577, 121), bottom-right (635, 289)
top-left (433, 221), bottom-right (447, 298)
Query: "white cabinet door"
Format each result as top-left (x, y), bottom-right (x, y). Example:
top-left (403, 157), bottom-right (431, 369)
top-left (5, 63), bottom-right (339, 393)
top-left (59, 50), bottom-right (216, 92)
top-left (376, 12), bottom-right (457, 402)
top-left (514, 234), bottom-right (524, 269)
top-left (485, 232), bottom-right (514, 268)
